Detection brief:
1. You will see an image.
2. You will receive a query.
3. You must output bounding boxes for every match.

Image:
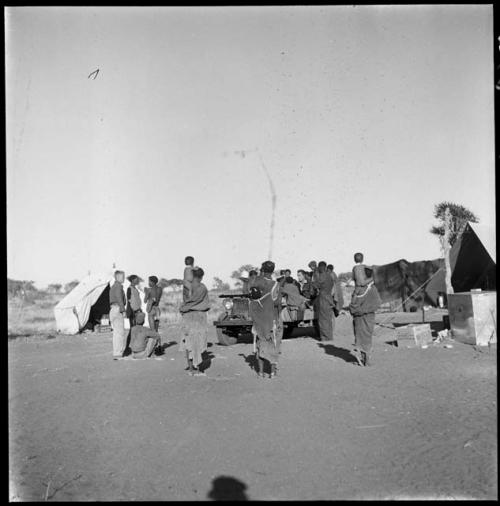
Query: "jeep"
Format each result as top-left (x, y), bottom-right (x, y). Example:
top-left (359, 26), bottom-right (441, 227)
top-left (213, 293), bottom-right (317, 346)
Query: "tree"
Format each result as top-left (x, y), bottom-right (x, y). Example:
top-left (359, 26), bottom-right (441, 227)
top-left (159, 278), bottom-right (183, 290)
top-left (338, 272), bottom-right (353, 284)
top-left (64, 280), bottom-right (79, 293)
top-left (8, 279), bottom-right (38, 298)
top-left (430, 201), bottom-right (479, 247)
top-left (47, 283), bottom-right (62, 294)
top-left (430, 202), bottom-right (478, 295)
top-left (213, 277), bottom-right (230, 291)
top-left (158, 278), bottom-right (170, 289)
top-left (230, 264), bottom-right (259, 287)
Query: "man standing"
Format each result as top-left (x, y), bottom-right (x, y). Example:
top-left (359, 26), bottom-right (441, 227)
top-left (144, 275), bottom-right (162, 332)
top-left (179, 267), bottom-right (210, 375)
top-left (312, 261), bottom-right (335, 341)
top-left (327, 264), bottom-right (344, 316)
top-left (183, 256), bottom-right (195, 302)
top-left (349, 269), bottom-right (381, 366)
top-left (248, 260), bottom-right (283, 379)
top-left (352, 252), bottom-right (374, 297)
top-left (109, 270), bottom-right (127, 360)
top-left (126, 275), bottom-right (142, 328)
top-left (130, 312), bottom-right (162, 359)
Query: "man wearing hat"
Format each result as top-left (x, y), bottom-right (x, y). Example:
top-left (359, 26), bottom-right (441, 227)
top-left (130, 312), bottom-right (162, 359)
top-left (144, 275), bottom-right (163, 332)
top-left (248, 260), bottom-right (283, 379)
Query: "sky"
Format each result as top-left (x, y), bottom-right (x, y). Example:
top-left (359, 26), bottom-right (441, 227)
top-left (6, 5), bottom-right (495, 288)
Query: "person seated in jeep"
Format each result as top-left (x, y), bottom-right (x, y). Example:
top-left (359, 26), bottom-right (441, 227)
top-left (282, 277), bottom-right (308, 309)
top-left (281, 276), bottom-right (308, 320)
top-left (297, 269), bottom-right (315, 303)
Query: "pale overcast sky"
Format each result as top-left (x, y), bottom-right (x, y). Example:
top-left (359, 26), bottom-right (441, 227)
top-left (6, 5), bottom-right (495, 288)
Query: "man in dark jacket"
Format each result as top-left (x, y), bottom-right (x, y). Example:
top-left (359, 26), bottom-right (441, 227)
top-left (349, 269), bottom-right (382, 366)
top-left (327, 264), bottom-right (344, 315)
top-left (312, 261), bottom-right (334, 341)
top-left (248, 260), bottom-right (283, 379)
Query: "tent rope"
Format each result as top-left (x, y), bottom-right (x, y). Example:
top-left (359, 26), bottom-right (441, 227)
top-left (376, 267), bottom-right (444, 327)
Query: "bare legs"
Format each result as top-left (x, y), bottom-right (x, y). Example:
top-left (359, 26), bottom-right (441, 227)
top-left (256, 356), bottom-right (265, 378)
top-left (185, 350), bottom-right (196, 374)
top-left (255, 354), bottom-right (278, 379)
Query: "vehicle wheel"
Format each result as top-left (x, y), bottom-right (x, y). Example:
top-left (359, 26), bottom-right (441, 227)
top-left (283, 324), bottom-right (296, 339)
top-left (216, 327), bottom-right (238, 346)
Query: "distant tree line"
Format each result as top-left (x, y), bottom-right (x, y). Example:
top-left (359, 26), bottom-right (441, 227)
top-left (158, 278), bottom-right (183, 290)
top-left (8, 279), bottom-right (38, 298)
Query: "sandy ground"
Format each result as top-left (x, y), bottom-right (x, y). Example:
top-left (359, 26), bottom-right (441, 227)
top-left (9, 311), bottom-right (497, 501)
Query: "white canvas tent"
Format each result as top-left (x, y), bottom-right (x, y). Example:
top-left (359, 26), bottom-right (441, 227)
top-left (54, 270), bottom-right (150, 334)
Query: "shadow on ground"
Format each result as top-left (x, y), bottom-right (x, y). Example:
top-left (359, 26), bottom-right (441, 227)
top-left (207, 476), bottom-right (249, 501)
top-left (317, 342), bottom-right (359, 365)
top-left (238, 353), bottom-right (258, 373)
top-left (160, 341), bottom-right (177, 352)
top-left (200, 351), bottom-right (215, 373)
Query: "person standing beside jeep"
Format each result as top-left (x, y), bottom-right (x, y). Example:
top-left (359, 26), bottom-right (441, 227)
top-left (248, 260), bottom-right (283, 379)
top-left (327, 263), bottom-right (344, 316)
top-left (312, 261), bottom-right (335, 341)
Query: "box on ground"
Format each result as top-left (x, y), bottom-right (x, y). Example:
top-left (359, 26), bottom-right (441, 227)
top-left (395, 323), bottom-right (433, 347)
top-left (448, 291), bottom-right (497, 346)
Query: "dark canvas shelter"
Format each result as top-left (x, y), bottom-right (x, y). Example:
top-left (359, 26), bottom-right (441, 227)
top-left (373, 258), bottom-right (445, 311)
top-left (371, 222), bottom-right (495, 312)
top-left (450, 222), bottom-right (496, 292)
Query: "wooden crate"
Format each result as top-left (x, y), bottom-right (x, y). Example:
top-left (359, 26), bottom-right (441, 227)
top-left (448, 291), bottom-right (497, 346)
top-left (97, 324), bottom-right (112, 333)
top-left (395, 323), bottom-right (433, 347)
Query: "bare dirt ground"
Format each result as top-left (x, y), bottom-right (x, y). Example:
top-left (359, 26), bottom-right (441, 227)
top-left (9, 311), bottom-right (497, 501)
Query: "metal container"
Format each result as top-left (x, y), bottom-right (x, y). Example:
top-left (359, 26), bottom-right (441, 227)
top-left (447, 291), bottom-right (497, 346)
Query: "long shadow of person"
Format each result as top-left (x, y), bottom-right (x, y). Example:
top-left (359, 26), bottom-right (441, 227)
top-left (317, 342), bottom-right (359, 365)
top-left (207, 476), bottom-right (249, 501)
top-left (238, 353), bottom-right (258, 373)
top-left (158, 341), bottom-right (178, 353)
top-left (199, 351), bottom-right (215, 373)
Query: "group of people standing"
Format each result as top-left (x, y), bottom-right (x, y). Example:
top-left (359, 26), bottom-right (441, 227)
top-left (109, 272), bottom-right (164, 360)
top-left (245, 259), bottom-right (340, 379)
top-left (108, 251), bottom-right (381, 375)
top-left (108, 256), bottom-right (212, 375)
top-left (246, 253), bottom-right (382, 377)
